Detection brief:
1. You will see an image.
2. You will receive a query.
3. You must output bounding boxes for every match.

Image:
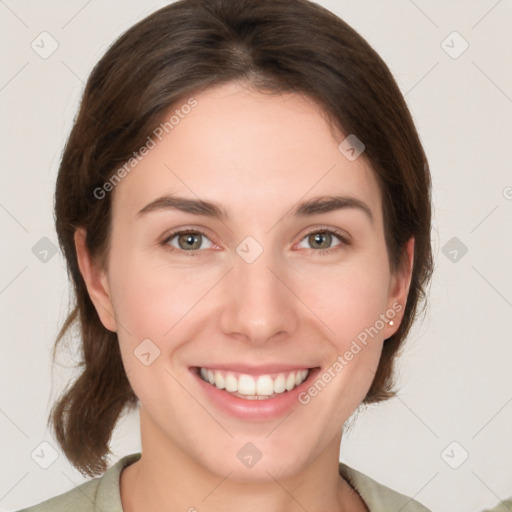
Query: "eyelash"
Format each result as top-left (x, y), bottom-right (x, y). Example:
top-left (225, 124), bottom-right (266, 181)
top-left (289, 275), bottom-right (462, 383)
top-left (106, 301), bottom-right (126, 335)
top-left (160, 226), bottom-right (351, 257)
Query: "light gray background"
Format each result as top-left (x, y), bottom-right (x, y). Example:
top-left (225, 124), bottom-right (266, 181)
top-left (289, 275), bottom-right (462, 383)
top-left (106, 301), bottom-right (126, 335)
top-left (1, 1), bottom-right (511, 511)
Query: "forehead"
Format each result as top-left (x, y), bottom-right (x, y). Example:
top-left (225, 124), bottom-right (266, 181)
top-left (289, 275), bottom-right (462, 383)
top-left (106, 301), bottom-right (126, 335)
top-left (112, 81), bottom-right (382, 224)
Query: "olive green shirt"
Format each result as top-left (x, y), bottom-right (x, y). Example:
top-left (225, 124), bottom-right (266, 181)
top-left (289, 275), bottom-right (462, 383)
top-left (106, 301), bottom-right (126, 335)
top-left (16, 451), bottom-right (434, 511)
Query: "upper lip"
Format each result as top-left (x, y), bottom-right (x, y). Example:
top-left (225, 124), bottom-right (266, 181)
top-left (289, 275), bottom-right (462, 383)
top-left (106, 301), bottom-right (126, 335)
top-left (191, 363), bottom-right (318, 376)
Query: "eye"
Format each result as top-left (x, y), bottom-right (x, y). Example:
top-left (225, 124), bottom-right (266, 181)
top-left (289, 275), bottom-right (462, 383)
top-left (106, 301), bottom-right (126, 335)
top-left (161, 229), bottom-right (214, 256)
top-left (296, 227), bottom-right (350, 255)
top-left (160, 226), bottom-right (350, 257)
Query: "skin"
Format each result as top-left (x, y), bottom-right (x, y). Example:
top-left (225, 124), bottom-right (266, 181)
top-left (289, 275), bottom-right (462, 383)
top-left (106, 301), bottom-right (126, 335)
top-left (75, 80), bottom-right (414, 512)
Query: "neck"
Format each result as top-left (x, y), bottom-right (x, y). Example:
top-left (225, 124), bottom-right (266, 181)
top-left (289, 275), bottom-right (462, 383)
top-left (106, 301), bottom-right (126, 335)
top-left (120, 408), bottom-right (368, 512)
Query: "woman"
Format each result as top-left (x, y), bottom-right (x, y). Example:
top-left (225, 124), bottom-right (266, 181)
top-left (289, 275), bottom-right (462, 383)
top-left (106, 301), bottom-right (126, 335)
top-left (18, 0), bottom-right (434, 510)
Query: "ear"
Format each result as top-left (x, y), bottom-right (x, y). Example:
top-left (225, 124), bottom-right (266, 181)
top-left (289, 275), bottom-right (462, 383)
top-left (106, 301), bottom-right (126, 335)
top-left (385, 236), bottom-right (415, 337)
top-left (74, 227), bottom-right (117, 332)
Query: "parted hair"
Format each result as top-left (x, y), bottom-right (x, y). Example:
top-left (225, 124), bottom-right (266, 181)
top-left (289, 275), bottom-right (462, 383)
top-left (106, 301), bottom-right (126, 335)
top-left (50, 0), bottom-right (433, 477)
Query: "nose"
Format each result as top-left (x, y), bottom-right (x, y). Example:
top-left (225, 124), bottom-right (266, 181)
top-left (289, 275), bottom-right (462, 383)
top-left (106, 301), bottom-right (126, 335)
top-left (219, 244), bottom-right (300, 347)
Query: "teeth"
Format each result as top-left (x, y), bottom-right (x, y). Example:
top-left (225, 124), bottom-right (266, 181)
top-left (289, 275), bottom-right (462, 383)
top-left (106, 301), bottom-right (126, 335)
top-left (225, 373), bottom-right (237, 392)
top-left (273, 373), bottom-right (286, 393)
top-left (198, 367), bottom-right (311, 398)
top-left (214, 370), bottom-right (225, 390)
top-left (285, 372), bottom-right (296, 391)
top-left (238, 374), bottom-right (256, 395)
top-left (256, 375), bottom-right (274, 396)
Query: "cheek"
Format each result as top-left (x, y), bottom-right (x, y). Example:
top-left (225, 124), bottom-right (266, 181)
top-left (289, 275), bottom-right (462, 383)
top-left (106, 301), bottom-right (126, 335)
top-left (297, 255), bottom-right (391, 342)
top-left (292, 253), bottom-right (390, 399)
top-left (107, 251), bottom-right (206, 401)
top-left (110, 246), bottom-right (391, 341)
top-left (108, 246), bottom-right (217, 347)
top-left (107, 238), bottom-right (389, 428)
top-left (108, 232), bottom-right (391, 357)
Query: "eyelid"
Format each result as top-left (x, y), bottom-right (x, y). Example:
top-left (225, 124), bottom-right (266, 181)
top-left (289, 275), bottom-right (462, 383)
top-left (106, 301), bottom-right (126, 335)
top-left (160, 225), bottom-right (216, 248)
top-left (299, 225), bottom-right (351, 243)
top-left (160, 224), bottom-right (351, 254)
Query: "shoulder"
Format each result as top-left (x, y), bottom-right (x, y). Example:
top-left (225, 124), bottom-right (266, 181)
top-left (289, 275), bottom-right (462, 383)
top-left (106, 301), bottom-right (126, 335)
top-left (14, 453), bottom-right (142, 512)
top-left (15, 477), bottom-right (101, 512)
top-left (339, 462), bottom-right (432, 512)
top-left (482, 499), bottom-right (512, 512)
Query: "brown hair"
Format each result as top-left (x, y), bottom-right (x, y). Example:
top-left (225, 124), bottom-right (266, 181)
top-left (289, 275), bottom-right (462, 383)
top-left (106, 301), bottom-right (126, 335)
top-left (50, 0), bottom-right (433, 477)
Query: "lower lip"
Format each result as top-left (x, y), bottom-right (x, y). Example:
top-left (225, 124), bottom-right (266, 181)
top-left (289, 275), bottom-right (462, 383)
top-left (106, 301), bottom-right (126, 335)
top-left (190, 367), bottom-right (321, 421)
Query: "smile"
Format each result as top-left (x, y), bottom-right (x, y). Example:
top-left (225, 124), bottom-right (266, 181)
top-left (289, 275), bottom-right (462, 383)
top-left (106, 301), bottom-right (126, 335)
top-left (190, 365), bottom-right (322, 420)
top-left (197, 367), bottom-right (310, 400)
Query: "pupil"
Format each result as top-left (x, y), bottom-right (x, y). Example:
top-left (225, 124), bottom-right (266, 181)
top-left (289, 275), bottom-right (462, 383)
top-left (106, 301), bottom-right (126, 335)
top-left (181, 233), bottom-right (200, 249)
top-left (312, 232), bottom-right (330, 249)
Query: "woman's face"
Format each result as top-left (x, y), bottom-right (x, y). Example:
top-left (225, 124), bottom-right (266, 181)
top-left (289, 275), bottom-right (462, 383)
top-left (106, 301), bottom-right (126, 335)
top-left (78, 81), bottom-right (413, 480)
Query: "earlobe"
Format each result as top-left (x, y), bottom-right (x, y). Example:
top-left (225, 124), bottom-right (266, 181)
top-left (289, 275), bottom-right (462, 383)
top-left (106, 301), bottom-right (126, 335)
top-left (74, 228), bottom-right (117, 332)
top-left (386, 236), bottom-right (415, 335)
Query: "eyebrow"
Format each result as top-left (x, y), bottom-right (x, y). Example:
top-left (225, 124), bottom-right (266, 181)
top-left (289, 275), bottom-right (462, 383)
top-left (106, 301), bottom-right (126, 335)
top-left (137, 194), bottom-right (374, 224)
